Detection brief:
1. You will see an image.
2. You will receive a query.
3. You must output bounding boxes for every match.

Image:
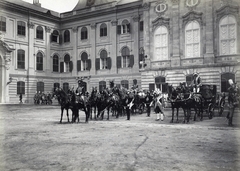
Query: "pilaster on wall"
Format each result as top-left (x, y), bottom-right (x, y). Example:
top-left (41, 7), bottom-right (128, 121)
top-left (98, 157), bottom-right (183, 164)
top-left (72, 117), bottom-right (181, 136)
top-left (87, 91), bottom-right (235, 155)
top-left (90, 23), bottom-right (96, 76)
top-left (111, 20), bottom-right (117, 74)
top-left (142, 2), bottom-right (151, 69)
top-left (45, 26), bottom-right (51, 73)
top-left (72, 26), bottom-right (78, 76)
top-left (171, 0), bottom-right (181, 67)
top-left (28, 22), bottom-right (35, 75)
top-left (133, 15), bottom-right (140, 71)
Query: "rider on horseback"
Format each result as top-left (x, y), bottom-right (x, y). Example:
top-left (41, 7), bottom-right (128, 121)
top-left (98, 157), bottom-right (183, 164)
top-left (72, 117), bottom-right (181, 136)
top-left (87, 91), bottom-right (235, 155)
top-left (76, 78), bottom-right (85, 103)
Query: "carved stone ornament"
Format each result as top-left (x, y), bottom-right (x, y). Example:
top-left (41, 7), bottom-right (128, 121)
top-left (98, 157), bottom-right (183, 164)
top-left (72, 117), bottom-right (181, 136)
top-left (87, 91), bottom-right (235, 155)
top-left (111, 20), bottom-right (118, 26)
top-left (4, 54), bottom-right (12, 70)
top-left (72, 27), bottom-right (78, 33)
top-left (90, 23), bottom-right (96, 29)
top-left (182, 11), bottom-right (203, 27)
top-left (133, 15), bottom-right (140, 22)
top-left (45, 26), bottom-right (51, 33)
top-left (216, 5), bottom-right (239, 23)
top-left (155, 1), bottom-right (168, 16)
top-left (142, 2), bottom-right (150, 11)
top-left (28, 22), bottom-right (34, 29)
top-left (152, 17), bottom-right (170, 31)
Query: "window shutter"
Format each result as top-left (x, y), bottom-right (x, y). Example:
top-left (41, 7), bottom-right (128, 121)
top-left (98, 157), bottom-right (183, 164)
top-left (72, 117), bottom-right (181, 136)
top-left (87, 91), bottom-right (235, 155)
top-left (60, 62), bottom-right (64, 73)
top-left (127, 24), bottom-right (130, 33)
top-left (107, 57), bottom-right (112, 70)
top-left (77, 60), bottom-right (81, 71)
top-left (129, 55), bottom-right (134, 67)
top-left (149, 83), bottom-right (155, 92)
top-left (50, 33), bottom-right (53, 42)
top-left (117, 56), bottom-right (122, 68)
top-left (87, 59), bottom-right (91, 70)
top-left (59, 34), bottom-right (62, 44)
top-left (117, 25), bottom-right (121, 34)
top-left (96, 58), bottom-right (100, 70)
top-left (69, 61), bottom-right (73, 72)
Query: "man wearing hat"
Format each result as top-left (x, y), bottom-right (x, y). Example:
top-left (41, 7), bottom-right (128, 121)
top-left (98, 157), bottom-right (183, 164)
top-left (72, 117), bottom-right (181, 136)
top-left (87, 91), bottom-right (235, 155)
top-left (153, 89), bottom-right (165, 121)
top-left (144, 91), bottom-right (153, 117)
top-left (191, 72), bottom-right (202, 93)
top-left (226, 79), bottom-right (239, 126)
top-left (76, 78), bottom-right (85, 102)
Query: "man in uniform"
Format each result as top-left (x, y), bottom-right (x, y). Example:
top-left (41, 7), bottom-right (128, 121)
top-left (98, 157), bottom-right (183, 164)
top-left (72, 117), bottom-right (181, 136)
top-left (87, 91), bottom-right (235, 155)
top-left (144, 91), bottom-right (153, 117)
top-left (191, 72), bottom-right (202, 93)
top-left (153, 89), bottom-right (165, 121)
top-left (125, 91), bottom-right (135, 120)
top-left (226, 79), bottom-right (239, 126)
top-left (76, 78), bottom-right (85, 103)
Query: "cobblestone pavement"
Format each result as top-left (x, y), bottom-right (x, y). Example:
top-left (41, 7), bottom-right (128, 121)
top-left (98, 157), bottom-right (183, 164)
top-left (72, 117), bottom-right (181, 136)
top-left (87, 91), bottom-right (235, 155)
top-left (0, 104), bottom-right (239, 171)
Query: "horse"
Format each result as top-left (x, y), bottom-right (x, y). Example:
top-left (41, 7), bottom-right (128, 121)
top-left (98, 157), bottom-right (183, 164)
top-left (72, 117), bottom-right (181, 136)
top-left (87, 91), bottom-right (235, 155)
top-left (53, 87), bottom-right (75, 123)
top-left (167, 85), bottom-right (183, 123)
top-left (89, 87), bottom-right (98, 120)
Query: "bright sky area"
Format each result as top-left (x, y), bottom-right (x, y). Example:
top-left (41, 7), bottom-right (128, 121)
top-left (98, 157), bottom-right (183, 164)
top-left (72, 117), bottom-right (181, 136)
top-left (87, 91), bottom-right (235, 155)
top-left (21, 0), bottom-right (79, 13)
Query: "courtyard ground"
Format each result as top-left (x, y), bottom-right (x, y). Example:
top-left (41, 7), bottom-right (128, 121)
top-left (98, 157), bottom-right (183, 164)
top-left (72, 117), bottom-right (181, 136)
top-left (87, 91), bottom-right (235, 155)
top-left (0, 103), bottom-right (239, 171)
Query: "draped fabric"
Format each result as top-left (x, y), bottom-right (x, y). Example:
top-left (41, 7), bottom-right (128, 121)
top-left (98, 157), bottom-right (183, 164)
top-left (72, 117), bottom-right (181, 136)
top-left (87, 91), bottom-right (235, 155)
top-left (154, 26), bottom-right (168, 61)
top-left (220, 15), bottom-right (236, 55)
top-left (185, 21), bottom-right (200, 58)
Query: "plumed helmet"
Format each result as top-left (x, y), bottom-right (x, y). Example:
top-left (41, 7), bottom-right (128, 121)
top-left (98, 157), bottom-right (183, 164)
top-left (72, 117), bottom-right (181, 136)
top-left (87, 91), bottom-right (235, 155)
top-left (193, 72), bottom-right (198, 76)
top-left (228, 79), bottom-right (234, 85)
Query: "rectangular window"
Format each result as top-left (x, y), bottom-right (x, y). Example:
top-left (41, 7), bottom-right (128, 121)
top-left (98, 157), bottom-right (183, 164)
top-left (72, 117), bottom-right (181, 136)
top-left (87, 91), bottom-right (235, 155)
top-left (101, 58), bottom-right (108, 69)
top-left (0, 17), bottom-right (6, 32)
top-left (37, 82), bottom-right (44, 93)
top-left (64, 62), bottom-right (70, 72)
top-left (81, 31), bottom-right (88, 40)
top-left (17, 51), bottom-right (25, 69)
top-left (122, 56), bottom-right (130, 68)
top-left (100, 27), bottom-right (107, 37)
top-left (53, 58), bottom-right (59, 72)
top-left (36, 57), bottom-right (43, 71)
top-left (17, 22), bottom-right (26, 36)
top-left (82, 60), bottom-right (87, 71)
top-left (17, 82), bottom-right (25, 94)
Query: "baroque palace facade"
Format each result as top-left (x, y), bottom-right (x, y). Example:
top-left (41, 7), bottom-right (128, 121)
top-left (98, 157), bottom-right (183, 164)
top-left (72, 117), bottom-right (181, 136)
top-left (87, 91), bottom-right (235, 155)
top-left (0, 0), bottom-right (239, 103)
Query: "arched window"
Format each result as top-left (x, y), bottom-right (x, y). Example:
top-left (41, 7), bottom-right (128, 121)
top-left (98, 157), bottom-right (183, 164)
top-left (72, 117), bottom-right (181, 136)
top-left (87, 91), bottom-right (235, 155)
top-left (99, 81), bottom-right (106, 92)
top-left (64, 54), bottom-right (70, 72)
top-left (17, 81), bottom-right (25, 95)
top-left (81, 27), bottom-right (88, 40)
top-left (155, 76), bottom-right (167, 93)
top-left (221, 73), bottom-right (235, 92)
top-left (17, 21), bottom-right (26, 36)
top-left (36, 52), bottom-right (43, 71)
top-left (17, 50), bottom-right (25, 69)
top-left (0, 16), bottom-right (6, 32)
top-left (64, 30), bottom-right (70, 43)
top-left (81, 52), bottom-right (88, 71)
top-left (154, 26), bottom-right (168, 60)
top-left (122, 47), bottom-right (130, 68)
top-left (52, 30), bottom-right (59, 43)
top-left (100, 23), bottom-right (107, 37)
top-left (36, 26), bottom-right (43, 39)
top-left (121, 80), bottom-right (129, 89)
top-left (219, 15), bottom-right (237, 55)
top-left (37, 82), bottom-right (44, 93)
top-left (121, 20), bottom-right (130, 34)
top-left (185, 20), bottom-right (200, 58)
top-left (53, 83), bottom-right (60, 91)
top-left (100, 50), bottom-right (108, 69)
top-left (52, 55), bottom-right (59, 72)
top-left (63, 82), bottom-right (69, 93)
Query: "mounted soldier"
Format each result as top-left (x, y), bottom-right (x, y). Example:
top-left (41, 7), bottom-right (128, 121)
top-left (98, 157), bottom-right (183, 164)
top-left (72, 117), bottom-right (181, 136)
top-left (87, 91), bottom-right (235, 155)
top-left (76, 78), bottom-right (85, 103)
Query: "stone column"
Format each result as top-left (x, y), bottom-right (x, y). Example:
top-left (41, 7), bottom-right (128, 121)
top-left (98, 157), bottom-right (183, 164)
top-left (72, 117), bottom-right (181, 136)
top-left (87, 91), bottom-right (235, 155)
top-left (203, 0), bottom-right (214, 63)
top-left (142, 2), bottom-right (151, 69)
top-left (90, 23), bottom-right (96, 76)
top-left (171, 0), bottom-right (181, 66)
top-left (72, 26), bottom-right (78, 76)
top-left (3, 54), bottom-right (11, 103)
top-left (111, 20), bottom-right (117, 74)
top-left (132, 15), bottom-right (140, 71)
top-left (45, 26), bottom-right (51, 73)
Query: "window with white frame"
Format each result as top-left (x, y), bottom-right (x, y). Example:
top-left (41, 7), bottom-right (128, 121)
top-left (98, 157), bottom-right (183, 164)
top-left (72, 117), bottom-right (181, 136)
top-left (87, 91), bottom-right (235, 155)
top-left (154, 26), bottom-right (168, 61)
top-left (121, 47), bottom-right (130, 68)
top-left (100, 50), bottom-right (108, 69)
top-left (219, 15), bottom-right (237, 55)
top-left (53, 55), bottom-right (59, 72)
top-left (36, 52), bottom-right (43, 71)
top-left (0, 16), bottom-right (6, 32)
top-left (36, 26), bottom-right (43, 39)
top-left (100, 23), bottom-right (107, 37)
top-left (185, 20), bottom-right (200, 58)
top-left (17, 21), bottom-right (26, 36)
top-left (81, 52), bottom-right (88, 71)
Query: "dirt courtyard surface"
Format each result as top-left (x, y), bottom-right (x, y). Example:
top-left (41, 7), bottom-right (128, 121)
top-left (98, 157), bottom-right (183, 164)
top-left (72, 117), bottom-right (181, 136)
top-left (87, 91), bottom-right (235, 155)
top-left (0, 104), bottom-right (240, 171)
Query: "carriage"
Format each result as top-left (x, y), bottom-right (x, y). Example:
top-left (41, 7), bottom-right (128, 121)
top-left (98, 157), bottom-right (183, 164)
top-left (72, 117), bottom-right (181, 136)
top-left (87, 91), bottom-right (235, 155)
top-left (197, 84), bottom-right (226, 119)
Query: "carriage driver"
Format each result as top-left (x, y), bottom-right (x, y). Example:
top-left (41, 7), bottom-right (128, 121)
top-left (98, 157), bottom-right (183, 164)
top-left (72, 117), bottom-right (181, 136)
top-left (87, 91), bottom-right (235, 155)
top-left (76, 78), bottom-right (85, 102)
top-left (191, 72), bottom-right (202, 93)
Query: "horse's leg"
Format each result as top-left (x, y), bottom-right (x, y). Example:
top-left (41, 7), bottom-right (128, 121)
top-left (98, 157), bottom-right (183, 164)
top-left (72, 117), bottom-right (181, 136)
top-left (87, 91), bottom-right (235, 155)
top-left (107, 107), bottom-right (110, 120)
top-left (66, 108), bottom-right (70, 122)
top-left (170, 105), bottom-right (174, 123)
top-left (176, 107), bottom-right (179, 123)
top-left (60, 107), bottom-right (64, 123)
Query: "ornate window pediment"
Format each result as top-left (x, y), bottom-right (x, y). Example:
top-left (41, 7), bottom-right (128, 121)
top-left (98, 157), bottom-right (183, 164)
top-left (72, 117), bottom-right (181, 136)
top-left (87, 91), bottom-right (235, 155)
top-left (182, 11), bottom-right (203, 27)
top-left (216, 5), bottom-right (239, 23)
top-left (152, 17), bottom-right (170, 32)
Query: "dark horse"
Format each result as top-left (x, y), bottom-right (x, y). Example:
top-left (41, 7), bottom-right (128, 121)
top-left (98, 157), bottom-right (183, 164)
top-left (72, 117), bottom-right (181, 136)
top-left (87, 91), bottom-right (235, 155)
top-left (54, 87), bottom-right (76, 123)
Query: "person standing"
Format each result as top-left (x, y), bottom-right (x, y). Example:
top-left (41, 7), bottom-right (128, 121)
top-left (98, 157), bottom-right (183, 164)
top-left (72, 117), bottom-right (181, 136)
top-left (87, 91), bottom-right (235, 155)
top-left (191, 72), bottom-right (202, 93)
top-left (19, 93), bottom-right (23, 104)
top-left (125, 91), bottom-right (134, 120)
top-left (144, 91), bottom-right (153, 117)
top-left (153, 89), bottom-right (165, 121)
top-left (226, 79), bottom-right (239, 126)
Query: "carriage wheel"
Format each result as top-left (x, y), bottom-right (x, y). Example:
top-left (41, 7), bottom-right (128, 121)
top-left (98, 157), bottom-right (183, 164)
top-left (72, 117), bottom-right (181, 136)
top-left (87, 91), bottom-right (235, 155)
top-left (208, 103), bottom-right (214, 119)
top-left (218, 99), bottom-right (225, 116)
